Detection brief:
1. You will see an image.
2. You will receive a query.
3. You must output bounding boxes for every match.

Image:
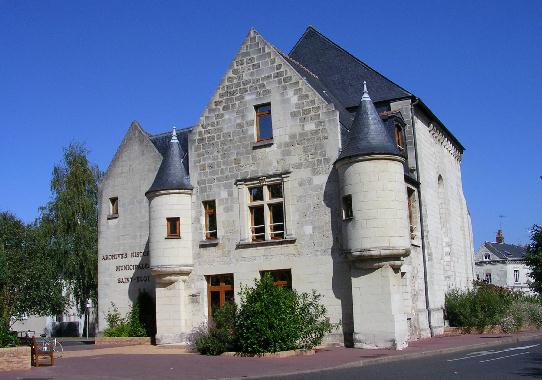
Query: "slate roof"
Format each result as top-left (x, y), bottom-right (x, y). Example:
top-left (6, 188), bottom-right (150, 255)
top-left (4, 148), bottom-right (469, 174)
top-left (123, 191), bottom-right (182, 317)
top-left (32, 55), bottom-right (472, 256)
top-left (289, 26), bottom-right (412, 108)
top-left (337, 83), bottom-right (403, 161)
top-left (149, 127), bottom-right (191, 175)
top-left (147, 128), bottom-right (193, 194)
top-left (484, 242), bottom-right (527, 260)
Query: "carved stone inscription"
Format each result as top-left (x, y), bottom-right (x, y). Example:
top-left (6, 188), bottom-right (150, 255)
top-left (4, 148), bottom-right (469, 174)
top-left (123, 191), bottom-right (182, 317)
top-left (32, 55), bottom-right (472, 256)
top-left (101, 251), bottom-right (151, 284)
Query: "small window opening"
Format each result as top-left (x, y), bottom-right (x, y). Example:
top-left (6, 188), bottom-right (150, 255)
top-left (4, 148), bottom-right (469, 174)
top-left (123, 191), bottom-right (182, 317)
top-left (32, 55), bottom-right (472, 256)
top-left (514, 269), bottom-right (520, 283)
top-left (342, 195), bottom-right (353, 220)
top-left (255, 103), bottom-right (273, 141)
top-left (407, 188), bottom-right (417, 239)
top-left (166, 217), bottom-right (180, 238)
top-left (395, 125), bottom-right (405, 150)
top-left (109, 197), bottom-right (118, 216)
top-left (203, 200), bottom-right (217, 240)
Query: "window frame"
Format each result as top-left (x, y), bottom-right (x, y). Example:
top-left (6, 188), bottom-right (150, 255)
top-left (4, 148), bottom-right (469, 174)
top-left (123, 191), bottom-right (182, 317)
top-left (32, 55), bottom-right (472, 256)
top-left (342, 194), bottom-right (353, 220)
top-left (166, 217), bottom-right (180, 238)
top-left (485, 272), bottom-right (492, 284)
top-left (109, 197), bottom-right (119, 217)
top-left (203, 200), bottom-right (217, 240)
top-left (260, 269), bottom-right (292, 289)
top-left (395, 125), bottom-right (405, 150)
top-left (206, 273), bottom-right (234, 320)
top-left (247, 181), bottom-right (285, 242)
top-left (255, 103), bottom-right (273, 142)
top-left (514, 269), bottom-right (520, 283)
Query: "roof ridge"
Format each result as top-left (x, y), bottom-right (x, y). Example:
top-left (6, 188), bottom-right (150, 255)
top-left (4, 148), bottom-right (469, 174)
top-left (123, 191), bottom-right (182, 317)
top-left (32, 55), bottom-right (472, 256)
top-left (289, 26), bottom-right (412, 98)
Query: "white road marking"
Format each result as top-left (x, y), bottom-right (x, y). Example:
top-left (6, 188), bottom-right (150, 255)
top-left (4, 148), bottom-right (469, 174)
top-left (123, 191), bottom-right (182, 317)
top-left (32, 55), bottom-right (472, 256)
top-left (447, 344), bottom-right (539, 362)
top-left (479, 351), bottom-right (531, 363)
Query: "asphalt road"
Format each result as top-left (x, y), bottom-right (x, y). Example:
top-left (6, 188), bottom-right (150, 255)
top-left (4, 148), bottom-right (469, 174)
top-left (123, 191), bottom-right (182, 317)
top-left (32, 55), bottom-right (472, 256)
top-left (268, 339), bottom-right (542, 380)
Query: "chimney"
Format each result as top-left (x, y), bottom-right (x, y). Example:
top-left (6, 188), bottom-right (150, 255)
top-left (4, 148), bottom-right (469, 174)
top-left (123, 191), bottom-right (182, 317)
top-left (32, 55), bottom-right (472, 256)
top-left (496, 229), bottom-right (504, 244)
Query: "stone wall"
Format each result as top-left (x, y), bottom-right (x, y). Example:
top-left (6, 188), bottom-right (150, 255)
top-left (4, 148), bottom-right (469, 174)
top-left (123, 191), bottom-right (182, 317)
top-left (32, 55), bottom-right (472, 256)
top-left (0, 347), bottom-right (30, 371)
top-left (97, 122), bottom-right (162, 331)
top-left (183, 29), bottom-right (348, 339)
top-left (390, 99), bottom-right (474, 336)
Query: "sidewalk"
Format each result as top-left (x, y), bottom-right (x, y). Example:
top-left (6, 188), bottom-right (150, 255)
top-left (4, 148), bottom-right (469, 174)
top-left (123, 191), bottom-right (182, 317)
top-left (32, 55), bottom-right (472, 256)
top-left (2, 331), bottom-right (542, 380)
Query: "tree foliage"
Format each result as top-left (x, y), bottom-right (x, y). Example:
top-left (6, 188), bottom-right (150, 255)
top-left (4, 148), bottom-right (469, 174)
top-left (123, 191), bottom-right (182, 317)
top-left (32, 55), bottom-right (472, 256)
top-left (40, 143), bottom-right (102, 315)
top-left (0, 212), bottom-right (65, 332)
top-left (525, 225), bottom-right (542, 294)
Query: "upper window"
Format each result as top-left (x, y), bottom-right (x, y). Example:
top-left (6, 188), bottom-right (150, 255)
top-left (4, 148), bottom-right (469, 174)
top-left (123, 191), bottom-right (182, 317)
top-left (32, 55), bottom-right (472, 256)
top-left (342, 195), bottom-right (353, 220)
top-left (260, 269), bottom-right (292, 289)
top-left (109, 197), bottom-right (118, 216)
top-left (166, 217), bottom-right (180, 238)
top-left (203, 200), bottom-right (217, 240)
top-left (255, 103), bottom-right (273, 142)
top-left (484, 253), bottom-right (491, 260)
top-left (248, 182), bottom-right (284, 242)
top-left (514, 269), bottom-right (520, 283)
top-left (395, 125), bottom-right (405, 150)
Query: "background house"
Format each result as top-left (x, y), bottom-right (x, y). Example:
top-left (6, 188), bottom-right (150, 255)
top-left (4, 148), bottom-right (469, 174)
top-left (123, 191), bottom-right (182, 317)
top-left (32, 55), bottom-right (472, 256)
top-left (474, 229), bottom-right (533, 294)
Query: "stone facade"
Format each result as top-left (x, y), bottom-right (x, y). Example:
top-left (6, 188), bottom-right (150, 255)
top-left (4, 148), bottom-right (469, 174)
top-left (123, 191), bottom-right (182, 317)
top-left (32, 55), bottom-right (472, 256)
top-left (97, 28), bottom-right (474, 348)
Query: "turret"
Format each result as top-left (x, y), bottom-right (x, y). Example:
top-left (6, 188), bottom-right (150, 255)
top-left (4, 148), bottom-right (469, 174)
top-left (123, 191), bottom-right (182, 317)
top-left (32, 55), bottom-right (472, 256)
top-left (336, 83), bottom-right (411, 349)
top-left (146, 127), bottom-right (193, 344)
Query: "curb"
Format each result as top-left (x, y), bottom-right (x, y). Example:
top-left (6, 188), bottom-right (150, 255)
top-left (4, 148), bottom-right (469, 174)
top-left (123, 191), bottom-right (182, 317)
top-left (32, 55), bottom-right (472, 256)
top-left (224, 332), bottom-right (542, 380)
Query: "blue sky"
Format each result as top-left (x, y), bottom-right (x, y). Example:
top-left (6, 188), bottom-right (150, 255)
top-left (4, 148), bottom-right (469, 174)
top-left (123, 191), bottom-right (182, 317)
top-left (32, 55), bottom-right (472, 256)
top-left (1, 0), bottom-right (541, 248)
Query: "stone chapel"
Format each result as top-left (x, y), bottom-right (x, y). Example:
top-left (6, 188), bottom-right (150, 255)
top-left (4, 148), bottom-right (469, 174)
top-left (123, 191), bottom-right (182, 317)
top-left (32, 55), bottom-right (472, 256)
top-left (97, 27), bottom-right (474, 349)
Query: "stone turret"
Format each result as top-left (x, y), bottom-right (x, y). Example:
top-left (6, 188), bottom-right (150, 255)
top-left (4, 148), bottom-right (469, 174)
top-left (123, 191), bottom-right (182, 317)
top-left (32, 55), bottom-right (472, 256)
top-left (336, 83), bottom-right (411, 349)
top-left (146, 127), bottom-right (193, 344)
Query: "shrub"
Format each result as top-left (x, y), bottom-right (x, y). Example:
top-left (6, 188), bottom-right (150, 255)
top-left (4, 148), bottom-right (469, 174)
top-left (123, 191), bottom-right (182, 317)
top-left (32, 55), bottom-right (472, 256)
top-left (445, 282), bottom-right (542, 333)
top-left (235, 274), bottom-right (300, 355)
top-left (0, 328), bottom-right (17, 348)
top-left (235, 273), bottom-right (334, 355)
top-left (103, 302), bottom-right (147, 337)
top-left (296, 291), bottom-right (334, 349)
top-left (189, 274), bottom-right (335, 356)
top-left (188, 303), bottom-right (237, 356)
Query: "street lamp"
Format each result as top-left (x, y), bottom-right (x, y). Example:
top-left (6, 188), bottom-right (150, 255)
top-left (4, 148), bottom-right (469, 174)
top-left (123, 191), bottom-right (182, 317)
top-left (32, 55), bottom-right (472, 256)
top-left (85, 300), bottom-right (92, 339)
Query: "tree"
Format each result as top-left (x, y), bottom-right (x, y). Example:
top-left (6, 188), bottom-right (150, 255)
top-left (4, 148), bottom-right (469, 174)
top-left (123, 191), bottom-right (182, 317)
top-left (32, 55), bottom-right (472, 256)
top-left (525, 225), bottom-right (542, 294)
top-left (40, 143), bottom-right (102, 315)
top-left (0, 212), bottom-right (65, 332)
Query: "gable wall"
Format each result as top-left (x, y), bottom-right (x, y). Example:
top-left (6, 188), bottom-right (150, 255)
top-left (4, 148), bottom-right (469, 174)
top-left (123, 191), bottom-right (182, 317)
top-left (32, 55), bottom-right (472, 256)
top-left (182, 30), bottom-right (348, 336)
top-left (97, 124), bottom-right (162, 331)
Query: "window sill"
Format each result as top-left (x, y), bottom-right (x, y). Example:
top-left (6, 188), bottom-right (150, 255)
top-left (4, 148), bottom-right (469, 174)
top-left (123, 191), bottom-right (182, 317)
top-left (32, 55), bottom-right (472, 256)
top-left (199, 239), bottom-right (219, 248)
top-left (236, 237), bottom-right (296, 249)
top-left (107, 214), bottom-right (119, 220)
top-left (252, 140), bottom-right (274, 149)
top-left (165, 236), bottom-right (181, 239)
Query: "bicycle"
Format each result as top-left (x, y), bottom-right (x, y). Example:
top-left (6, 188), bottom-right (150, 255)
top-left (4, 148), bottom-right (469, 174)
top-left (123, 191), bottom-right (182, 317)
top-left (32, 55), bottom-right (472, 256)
top-left (38, 334), bottom-right (63, 358)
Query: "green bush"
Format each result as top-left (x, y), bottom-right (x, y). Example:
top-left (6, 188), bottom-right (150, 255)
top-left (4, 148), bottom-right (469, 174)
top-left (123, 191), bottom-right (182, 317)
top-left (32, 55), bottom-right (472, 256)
top-left (188, 303), bottom-right (237, 355)
top-left (103, 302), bottom-right (147, 337)
top-left (235, 273), bottom-right (333, 355)
top-left (0, 328), bottom-right (17, 348)
top-left (445, 283), bottom-right (541, 332)
top-left (189, 274), bottom-right (334, 356)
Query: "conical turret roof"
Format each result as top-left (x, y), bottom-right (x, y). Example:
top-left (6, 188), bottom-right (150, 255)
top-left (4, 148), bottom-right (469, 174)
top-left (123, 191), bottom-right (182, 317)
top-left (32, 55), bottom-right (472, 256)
top-left (147, 127), bottom-right (192, 194)
top-left (337, 82), bottom-right (403, 161)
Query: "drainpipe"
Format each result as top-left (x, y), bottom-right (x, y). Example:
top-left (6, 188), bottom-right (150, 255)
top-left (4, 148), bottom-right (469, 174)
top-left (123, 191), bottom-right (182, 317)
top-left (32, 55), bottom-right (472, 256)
top-left (410, 97), bottom-right (434, 337)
